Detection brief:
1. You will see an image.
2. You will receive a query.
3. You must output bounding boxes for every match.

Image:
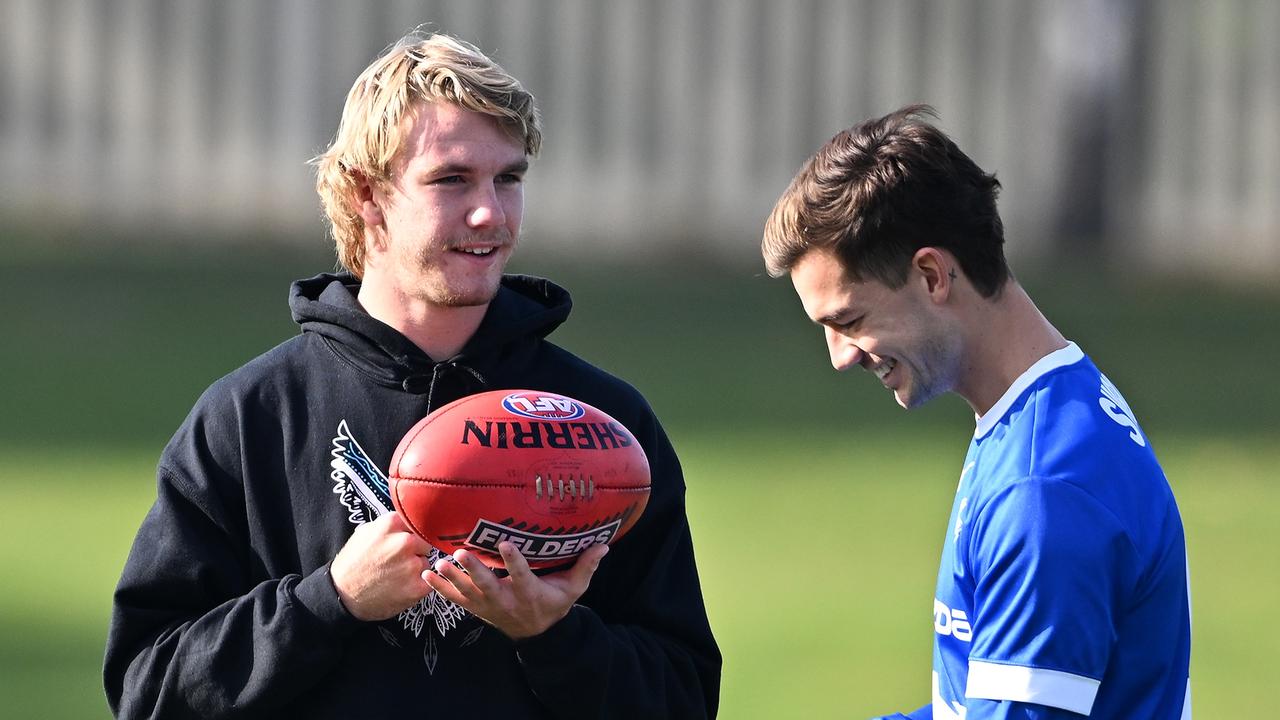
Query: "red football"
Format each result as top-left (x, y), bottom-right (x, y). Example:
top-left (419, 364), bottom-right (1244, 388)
top-left (388, 389), bottom-right (651, 569)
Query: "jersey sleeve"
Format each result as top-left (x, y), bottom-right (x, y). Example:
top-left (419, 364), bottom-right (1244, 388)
top-left (962, 476), bottom-right (1140, 716)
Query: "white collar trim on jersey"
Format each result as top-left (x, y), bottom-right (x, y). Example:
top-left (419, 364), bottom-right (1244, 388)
top-left (974, 341), bottom-right (1083, 439)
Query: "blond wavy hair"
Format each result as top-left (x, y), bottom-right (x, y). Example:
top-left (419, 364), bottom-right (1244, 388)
top-left (312, 31), bottom-right (542, 277)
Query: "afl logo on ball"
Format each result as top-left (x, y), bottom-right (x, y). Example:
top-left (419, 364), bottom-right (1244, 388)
top-left (501, 392), bottom-right (586, 421)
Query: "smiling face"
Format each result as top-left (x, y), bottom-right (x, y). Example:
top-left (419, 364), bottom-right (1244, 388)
top-left (361, 101), bottom-right (528, 309)
top-left (790, 248), bottom-right (963, 409)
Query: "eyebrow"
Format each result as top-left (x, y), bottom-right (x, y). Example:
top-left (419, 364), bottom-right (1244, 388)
top-left (428, 159), bottom-right (530, 177)
top-left (819, 303), bottom-right (849, 320)
top-left (816, 309), bottom-right (850, 326)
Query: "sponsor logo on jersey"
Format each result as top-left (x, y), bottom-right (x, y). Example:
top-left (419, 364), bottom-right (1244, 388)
top-left (934, 598), bottom-right (973, 642)
top-left (466, 518), bottom-right (621, 559)
top-left (502, 392), bottom-right (586, 420)
top-left (1098, 374), bottom-right (1146, 447)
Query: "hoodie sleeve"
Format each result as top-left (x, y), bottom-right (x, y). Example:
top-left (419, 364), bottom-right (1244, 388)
top-left (104, 402), bottom-right (361, 719)
top-left (512, 410), bottom-right (721, 719)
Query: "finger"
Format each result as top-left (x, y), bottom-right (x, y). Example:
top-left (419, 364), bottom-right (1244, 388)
top-left (419, 552), bottom-right (438, 576)
top-left (383, 512), bottom-right (432, 550)
top-left (402, 533), bottom-right (435, 557)
top-left (382, 511), bottom-right (409, 532)
top-left (562, 543), bottom-right (609, 593)
top-left (433, 555), bottom-right (480, 599)
top-left (497, 542), bottom-right (535, 590)
top-left (452, 549), bottom-right (502, 594)
top-left (424, 566), bottom-right (469, 606)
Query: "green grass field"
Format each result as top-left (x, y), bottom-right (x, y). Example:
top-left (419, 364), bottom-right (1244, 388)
top-left (2, 246), bottom-right (1276, 717)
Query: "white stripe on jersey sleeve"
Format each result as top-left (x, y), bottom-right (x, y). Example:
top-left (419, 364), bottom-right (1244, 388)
top-left (966, 660), bottom-right (1100, 715)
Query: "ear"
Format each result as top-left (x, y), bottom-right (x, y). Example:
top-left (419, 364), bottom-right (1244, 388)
top-left (354, 175), bottom-right (385, 228)
top-left (911, 247), bottom-right (954, 304)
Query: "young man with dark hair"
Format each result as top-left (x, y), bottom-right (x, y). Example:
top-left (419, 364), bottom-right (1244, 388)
top-left (763, 105), bottom-right (1191, 719)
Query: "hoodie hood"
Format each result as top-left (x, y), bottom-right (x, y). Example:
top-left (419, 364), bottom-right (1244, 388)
top-left (289, 272), bottom-right (571, 403)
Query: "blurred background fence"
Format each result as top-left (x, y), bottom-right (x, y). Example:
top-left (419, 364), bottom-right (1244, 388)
top-left (3, 0), bottom-right (1278, 276)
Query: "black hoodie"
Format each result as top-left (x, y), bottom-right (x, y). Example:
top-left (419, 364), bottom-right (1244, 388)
top-left (105, 273), bottom-right (721, 719)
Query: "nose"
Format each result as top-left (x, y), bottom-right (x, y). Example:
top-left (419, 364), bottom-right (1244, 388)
top-left (466, 184), bottom-right (507, 229)
top-left (825, 326), bottom-right (864, 372)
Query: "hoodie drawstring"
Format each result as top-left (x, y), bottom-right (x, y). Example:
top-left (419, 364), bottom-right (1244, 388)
top-left (403, 361), bottom-right (489, 412)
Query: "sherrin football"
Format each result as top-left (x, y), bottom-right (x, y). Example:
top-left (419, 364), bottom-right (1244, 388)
top-left (388, 389), bottom-right (651, 570)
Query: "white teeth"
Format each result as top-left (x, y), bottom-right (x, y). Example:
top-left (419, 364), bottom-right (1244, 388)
top-left (461, 248), bottom-right (493, 256)
top-left (873, 359), bottom-right (895, 381)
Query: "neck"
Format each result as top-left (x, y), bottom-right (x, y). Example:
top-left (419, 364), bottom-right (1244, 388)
top-left (956, 281), bottom-right (1067, 417)
top-left (357, 283), bottom-right (488, 361)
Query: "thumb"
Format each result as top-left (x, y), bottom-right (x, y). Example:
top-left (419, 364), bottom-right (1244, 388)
top-left (566, 543), bottom-right (609, 588)
top-left (381, 510), bottom-right (410, 532)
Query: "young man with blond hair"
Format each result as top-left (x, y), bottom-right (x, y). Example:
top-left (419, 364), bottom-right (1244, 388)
top-left (106, 31), bottom-right (720, 719)
top-left (763, 105), bottom-right (1190, 719)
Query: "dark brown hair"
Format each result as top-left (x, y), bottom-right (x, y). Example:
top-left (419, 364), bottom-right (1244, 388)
top-left (762, 104), bottom-right (1009, 297)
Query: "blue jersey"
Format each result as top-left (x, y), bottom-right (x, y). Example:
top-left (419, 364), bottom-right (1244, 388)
top-left (930, 343), bottom-right (1191, 719)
